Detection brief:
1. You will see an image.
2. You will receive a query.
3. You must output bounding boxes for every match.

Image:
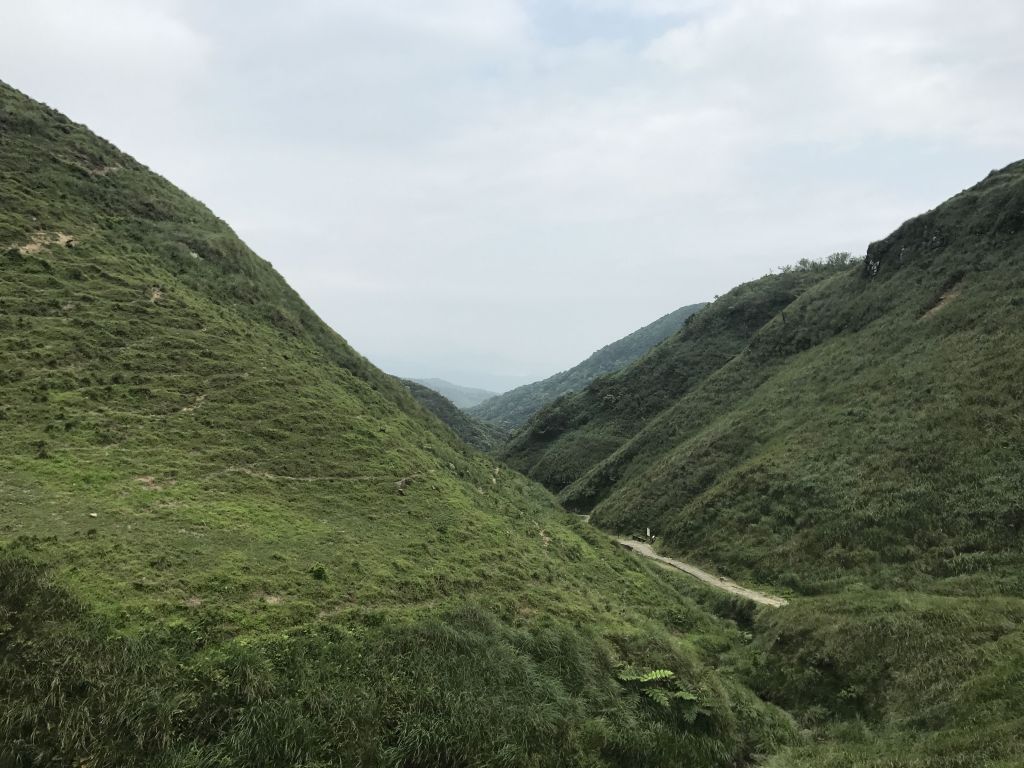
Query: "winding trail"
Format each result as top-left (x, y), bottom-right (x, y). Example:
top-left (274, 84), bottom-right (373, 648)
top-left (616, 539), bottom-right (789, 608)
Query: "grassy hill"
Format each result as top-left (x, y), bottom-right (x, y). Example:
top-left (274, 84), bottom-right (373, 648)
top-left (0, 82), bottom-right (800, 766)
top-left (561, 166), bottom-right (1024, 585)
top-left (470, 303), bottom-right (706, 430)
top-left (400, 378), bottom-right (504, 452)
top-left (411, 378), bottom-right (497, 409)
top-left (502, 268), bottom-right (843, 494)
top-left (509, 163), bottom-right (1024, 764)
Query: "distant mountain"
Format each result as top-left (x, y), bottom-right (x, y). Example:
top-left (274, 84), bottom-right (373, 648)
top-left (411, 378), bottom-right (498, 409)
top-left (400, 379), bottom-right (504, 451)
top-left (470, 302), bottom-right (706, 430)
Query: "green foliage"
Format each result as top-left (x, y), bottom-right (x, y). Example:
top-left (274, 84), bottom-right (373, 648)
top-left (308, 562), bottom-right (328, 581)
top-left (615, 666), bottom-right (708, 726)
top-left (617, 667), bottom-right (677, 684)
top-left (0, 550), bottom-right (799, 767)
top-left (0, 80), bottom-right (793, 766)
top-left (755, 591), bottom-right (1024, 766)
top-left (472, 303), bottom-right (706, 430)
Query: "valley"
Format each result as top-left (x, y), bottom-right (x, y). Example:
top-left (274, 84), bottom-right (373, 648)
top-left (2, 76), bottom-right (1023, 768)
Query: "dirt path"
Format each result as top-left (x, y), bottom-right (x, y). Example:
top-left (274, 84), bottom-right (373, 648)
top-left (616, 539), bottom-right (789, 608)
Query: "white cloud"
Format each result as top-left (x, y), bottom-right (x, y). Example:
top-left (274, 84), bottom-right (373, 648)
top-left (1, 0), bottom-right (1022, 387)
top-left (341, 0), bottom-right (530, 45)
top-left (0, 0), bottom-right (209, 93)
top-left (643, 0), bottom-right (1024, 145)
top-left (0, 0), bottom-right (210, 166)
top-left (569, 0), bottom-right (728, 17)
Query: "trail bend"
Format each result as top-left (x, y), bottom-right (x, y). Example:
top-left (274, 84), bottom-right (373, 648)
top-left (616, 538), bottom-right (789, 608)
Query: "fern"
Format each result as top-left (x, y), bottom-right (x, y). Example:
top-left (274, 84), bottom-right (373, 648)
top-left (616, 665), bottom-right (703, 712)
top-left (617, 667), bottom-right (675, 684)
top-left (642, 688), bottom-right (671, 708)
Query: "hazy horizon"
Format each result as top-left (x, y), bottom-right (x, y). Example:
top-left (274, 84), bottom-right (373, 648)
top-left (388, 297), bottom-right (709, 391)
top-left (3, 0), bottom-right (1022, 388)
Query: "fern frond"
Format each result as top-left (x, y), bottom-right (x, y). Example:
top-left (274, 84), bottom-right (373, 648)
top-left (637, 668), bottom-right (675, 684)
top-left (642, 688), bottom-right (671, 708)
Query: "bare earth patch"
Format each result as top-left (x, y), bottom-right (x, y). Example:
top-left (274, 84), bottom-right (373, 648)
top-left (180, 394), bottom-right (205, 413)
top-left (17, 231), bottom-right (75, 255)
top-left (89, 164), bottom-right (123, 177)
top-left (922, 282), bottom-right (963, 319)
top-left (136, 476), bottom-right (174, 491)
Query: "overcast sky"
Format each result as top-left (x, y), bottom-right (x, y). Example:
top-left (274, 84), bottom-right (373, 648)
top-left (2, 0), bottom-right (1023, 390)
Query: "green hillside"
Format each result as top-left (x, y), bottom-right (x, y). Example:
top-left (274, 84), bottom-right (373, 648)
top-left (0, 82), bottom-right (799, 766)
top-left (502, 267), bottom-right (846, 494)
top-left (568, 165), bottom-right (1024, 584)
top-left (471, 303), bottom-right (706, 430)
top-left (400, 378), bottom-right (504, 452)
top-left (411, 378), bottom-right (497, 409)
top-left (510, 163), bottom-right (1024, 764)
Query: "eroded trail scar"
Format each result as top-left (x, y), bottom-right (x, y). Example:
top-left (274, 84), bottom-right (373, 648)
top-left (617, 539), bottom-right (789, 608)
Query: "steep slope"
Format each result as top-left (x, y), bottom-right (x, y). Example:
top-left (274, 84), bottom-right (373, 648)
top-left (579, 165), bottom-right (1024, 585)
top-left (411, 377), bottom-right (496, 408)
top-left (400, 378), bottom-right (504, 451)
top-left (512, 163), bottom-right (1024, 765)
top-left (471, 302), bottom-right (706, 430)
top-left (0, 82), bottom-right (795, 766)
top-left (503, 267), bottom-right (845, 495)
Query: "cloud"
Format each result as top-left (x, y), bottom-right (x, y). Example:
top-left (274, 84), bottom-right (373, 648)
top-left (568, 0), bottom-right (727, 18)
top-left (0, 0), bottom-right (211, 172)
top-left (1, 1), bottom-right (1022, 387)
top-left (0, 0), bottom-right (209, 95)
top-left (339, 0), bottom-right (530, 45)
top-left (643, 0), bottom-right (1024, 145)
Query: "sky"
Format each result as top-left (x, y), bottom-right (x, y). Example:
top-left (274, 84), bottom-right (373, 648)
top-left (2, 0), bottom-right (1023, 391)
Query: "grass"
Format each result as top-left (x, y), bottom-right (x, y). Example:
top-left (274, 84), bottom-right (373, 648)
top-left (754, 591), bottom-right (1024, 767)
top-left (0, 80), bottom-right (797, 766)
top-left (4, 551), bottom-right (800, 767)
